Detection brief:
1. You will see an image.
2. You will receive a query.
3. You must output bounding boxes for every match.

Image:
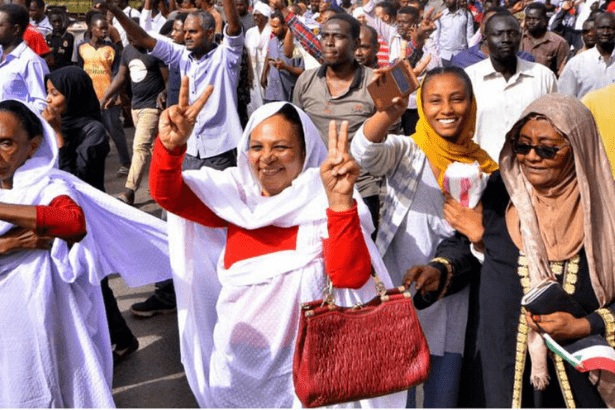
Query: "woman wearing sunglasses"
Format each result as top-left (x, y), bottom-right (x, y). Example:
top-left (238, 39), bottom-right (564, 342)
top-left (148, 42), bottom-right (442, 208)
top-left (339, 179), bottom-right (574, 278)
top-left (406, 94), bottom-right (615, 407)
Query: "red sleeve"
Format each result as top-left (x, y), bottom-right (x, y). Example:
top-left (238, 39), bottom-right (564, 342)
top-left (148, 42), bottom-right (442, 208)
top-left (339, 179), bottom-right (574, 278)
top-left (35, 195), bottom-right (87, 241)
top-left (24, 28), bottom-right (50, 56)
top-left (322, 202), bottom-right (372, 289)
top-left (150, 137), bottom-right (227, 228)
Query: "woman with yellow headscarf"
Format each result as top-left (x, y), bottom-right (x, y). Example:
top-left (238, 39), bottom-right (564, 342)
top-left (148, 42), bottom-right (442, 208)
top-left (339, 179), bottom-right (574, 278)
top-left (351, 66), bottom-right (497, 408)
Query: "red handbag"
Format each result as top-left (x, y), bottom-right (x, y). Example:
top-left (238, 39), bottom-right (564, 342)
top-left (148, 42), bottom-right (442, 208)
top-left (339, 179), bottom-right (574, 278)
top-left (292, 274), bottom-right (431, 408)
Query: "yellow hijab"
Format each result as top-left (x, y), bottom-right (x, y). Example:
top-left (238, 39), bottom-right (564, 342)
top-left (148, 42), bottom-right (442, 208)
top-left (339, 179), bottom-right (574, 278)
top-left (412, 85), bottom-right (499, 190)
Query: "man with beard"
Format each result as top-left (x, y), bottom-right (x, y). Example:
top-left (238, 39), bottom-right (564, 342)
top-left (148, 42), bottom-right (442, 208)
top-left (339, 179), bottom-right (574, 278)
top-left (558, 12), bottom-right (615, 98)
top-left (465, 12), bottom-right (557, 161)
top-left (520, 2), bottom-right (569, 76)
top-left (260, 10), bottom-right (304, 103)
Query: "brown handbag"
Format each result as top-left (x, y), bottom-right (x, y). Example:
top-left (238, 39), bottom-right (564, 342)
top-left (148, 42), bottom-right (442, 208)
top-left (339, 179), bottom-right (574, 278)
top-left (292, 273), bottom-right (431, 408)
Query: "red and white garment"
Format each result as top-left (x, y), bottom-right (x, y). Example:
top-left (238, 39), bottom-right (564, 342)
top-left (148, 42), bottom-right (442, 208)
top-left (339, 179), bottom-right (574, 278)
top-left (166, 102), bottom-right (406, 408)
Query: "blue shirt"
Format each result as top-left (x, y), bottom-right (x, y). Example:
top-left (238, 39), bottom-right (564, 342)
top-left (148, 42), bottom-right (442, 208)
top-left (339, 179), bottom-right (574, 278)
top-left (264, 37), bottom-right (304, 102)
top-left (450, 44), bottom-right (536, 69)
top-left (0, 41), bottom-right (49, 113)
top-left (150, 27), bottom-right (244, 159)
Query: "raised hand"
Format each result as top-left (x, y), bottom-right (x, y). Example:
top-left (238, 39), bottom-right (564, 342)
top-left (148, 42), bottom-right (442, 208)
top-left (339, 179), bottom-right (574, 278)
top-left (320, 121), bottom-right (360, 212)
top-left (158, 77), bottom-right (213, 152)
top-left (414, 8), bottom-right (441, 44)
top-left (41, 105), bottom-right (64, 148)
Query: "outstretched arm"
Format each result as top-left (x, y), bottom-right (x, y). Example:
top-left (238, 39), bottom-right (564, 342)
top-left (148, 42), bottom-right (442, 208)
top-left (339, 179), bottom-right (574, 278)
top-left (222, 0), bottom-right (242, 36)
top-left (99, 0), bottom-right (157, 50)
top-left (101, 64), bottom-right (128, 110)
top-left (151, 77), bottom-right (226, 227)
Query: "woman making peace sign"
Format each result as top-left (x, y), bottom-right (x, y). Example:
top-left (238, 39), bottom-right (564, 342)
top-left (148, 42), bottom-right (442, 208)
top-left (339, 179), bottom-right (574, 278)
top-left (150, 79), bottom-right (400, 407)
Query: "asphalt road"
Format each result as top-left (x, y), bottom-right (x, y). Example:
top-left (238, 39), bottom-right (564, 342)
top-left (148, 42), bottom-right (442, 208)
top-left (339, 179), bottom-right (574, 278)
top-left (104, 125), bottom-right (199, 408)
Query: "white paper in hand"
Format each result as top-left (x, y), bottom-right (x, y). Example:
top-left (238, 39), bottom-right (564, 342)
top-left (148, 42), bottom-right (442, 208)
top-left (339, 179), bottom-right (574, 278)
top-left (442, 162), bottom-right (488, 208)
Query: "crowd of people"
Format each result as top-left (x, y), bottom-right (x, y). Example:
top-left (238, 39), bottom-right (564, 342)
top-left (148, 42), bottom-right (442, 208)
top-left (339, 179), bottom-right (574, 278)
top-left (0, 0), bottom-right (614, 406)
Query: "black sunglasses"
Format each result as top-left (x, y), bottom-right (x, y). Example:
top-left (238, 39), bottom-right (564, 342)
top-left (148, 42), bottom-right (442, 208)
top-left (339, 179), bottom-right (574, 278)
top-left (512, 141), bottom-right (567, 159)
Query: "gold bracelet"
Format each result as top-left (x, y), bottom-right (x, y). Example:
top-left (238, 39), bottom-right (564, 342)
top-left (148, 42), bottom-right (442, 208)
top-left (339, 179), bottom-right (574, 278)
top-left (431, 257), bottom-right (453, 299)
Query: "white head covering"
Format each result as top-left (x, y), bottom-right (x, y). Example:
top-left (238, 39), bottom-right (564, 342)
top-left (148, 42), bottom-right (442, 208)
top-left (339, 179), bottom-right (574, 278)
top-left (253, 1), bottom-right (272, 18)
top-left (0, 102), bottom-right (59, 235)
top-left (182, 102), bottom-right (332, 228)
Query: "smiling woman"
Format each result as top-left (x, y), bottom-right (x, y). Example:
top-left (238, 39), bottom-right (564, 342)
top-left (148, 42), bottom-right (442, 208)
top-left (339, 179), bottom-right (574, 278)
top-left (149, 82), bottom-right (400, 406)
top-left (247, 104), bottom-right (306, 196)
top-left (351, 66), bottom-right (498, 408)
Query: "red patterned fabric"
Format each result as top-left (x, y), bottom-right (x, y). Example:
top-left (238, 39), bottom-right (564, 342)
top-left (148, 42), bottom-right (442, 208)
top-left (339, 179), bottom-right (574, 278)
top-left (377, 36), bottom-right (390, 68)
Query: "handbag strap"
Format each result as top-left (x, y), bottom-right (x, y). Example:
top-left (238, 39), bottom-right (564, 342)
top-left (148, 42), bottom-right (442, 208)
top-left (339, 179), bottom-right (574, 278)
top-left (322, 267), bottom-right (390, 307)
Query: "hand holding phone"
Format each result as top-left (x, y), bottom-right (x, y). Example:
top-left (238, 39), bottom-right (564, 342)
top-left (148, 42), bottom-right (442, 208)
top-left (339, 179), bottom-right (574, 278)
top-left (367, 60), bottom-right (419, 111)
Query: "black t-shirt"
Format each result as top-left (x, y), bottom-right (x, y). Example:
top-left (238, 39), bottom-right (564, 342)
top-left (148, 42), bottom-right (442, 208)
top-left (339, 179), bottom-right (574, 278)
top-left (121, 45), bottom-right (166, 109)
top-left (46, 31), bottom-right (74, 71)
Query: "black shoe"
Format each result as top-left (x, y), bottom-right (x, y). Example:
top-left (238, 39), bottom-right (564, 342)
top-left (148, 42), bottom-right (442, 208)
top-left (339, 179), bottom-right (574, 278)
top-left (113, 335), bottom-right (139, 364)
top-left (117, 189), bottom-right (135, 206)
top-left (130, 295), bottom-right (176, 317)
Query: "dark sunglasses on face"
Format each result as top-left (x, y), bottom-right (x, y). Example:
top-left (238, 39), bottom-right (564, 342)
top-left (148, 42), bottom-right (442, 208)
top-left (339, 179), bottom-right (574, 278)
top-left (512, 140), bottom-right (568, 159)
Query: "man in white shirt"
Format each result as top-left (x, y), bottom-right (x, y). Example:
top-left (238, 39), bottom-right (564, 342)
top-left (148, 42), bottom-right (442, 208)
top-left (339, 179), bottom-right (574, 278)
top-left (434, 0), bottom-right (474, 64)
top-left (0, 3), bottom-right (48, 113)
top-left (104, 0), bottom-right (243, 169)
top-left (111, 0), bottom-right (141, 47)
top-left (466, 12), bottom-right (557, 162)
top-left (140, 0), bottom-right (167, 36)
top-left (558, 13), bottom-right (615, 99)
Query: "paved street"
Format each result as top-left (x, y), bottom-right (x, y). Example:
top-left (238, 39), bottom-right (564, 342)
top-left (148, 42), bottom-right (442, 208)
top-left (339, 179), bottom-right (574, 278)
top-left (104, 126), bottom-right (199, 408)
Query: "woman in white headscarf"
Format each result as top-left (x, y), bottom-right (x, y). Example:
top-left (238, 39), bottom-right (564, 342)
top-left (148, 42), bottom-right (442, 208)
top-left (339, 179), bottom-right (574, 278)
top-left (0, 100), bottom-right (171, 407)
top-left (245, 1), bottom-right (272, 116)
top-left (150, 81), bottom-right (404, 407)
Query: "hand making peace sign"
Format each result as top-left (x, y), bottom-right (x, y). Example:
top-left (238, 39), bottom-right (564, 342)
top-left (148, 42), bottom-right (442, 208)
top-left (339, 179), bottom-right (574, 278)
top-left (158, 77), bottom-right (214, 152)
top-left (320, 121), bottom-right (361, 212)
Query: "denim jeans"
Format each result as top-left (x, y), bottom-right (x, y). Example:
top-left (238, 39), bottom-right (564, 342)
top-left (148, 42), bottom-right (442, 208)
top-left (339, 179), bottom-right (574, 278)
top-left (101, 105), bottom-right (131, 167)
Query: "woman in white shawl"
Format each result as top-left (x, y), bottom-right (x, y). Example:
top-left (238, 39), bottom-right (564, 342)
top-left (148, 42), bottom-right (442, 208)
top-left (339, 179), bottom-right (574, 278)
top-left (0, 100), bottom-right (171, 407)
top-left (245, 1), bottom-right (272, 116)
top-left (150, 82), bottom-right (404, 407)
